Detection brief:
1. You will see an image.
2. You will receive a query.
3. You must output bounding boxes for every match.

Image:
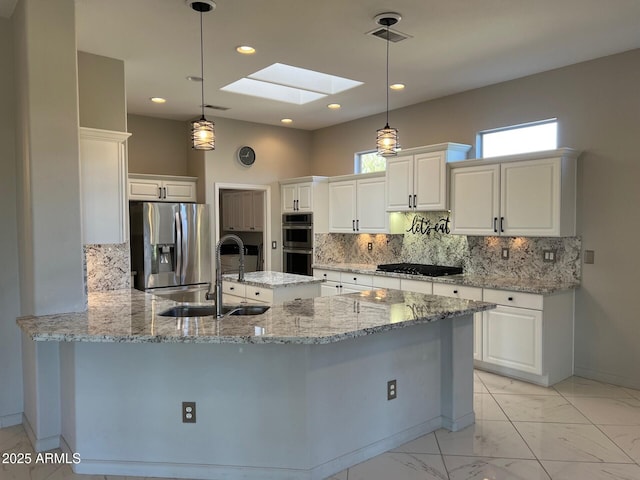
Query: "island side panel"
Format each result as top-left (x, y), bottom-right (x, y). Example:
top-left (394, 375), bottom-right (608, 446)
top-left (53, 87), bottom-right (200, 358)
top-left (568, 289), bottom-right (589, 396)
top-left (66, 341), bottom-right (313, 479)
top-left (305, 322), bottom-right (445, 479)
top-left (440, 313), bottom-right (475, 431)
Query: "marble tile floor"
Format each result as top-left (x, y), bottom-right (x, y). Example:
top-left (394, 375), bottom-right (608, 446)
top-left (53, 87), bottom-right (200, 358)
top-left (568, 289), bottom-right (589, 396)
top-left (3, 371), bottom-right (640, 480)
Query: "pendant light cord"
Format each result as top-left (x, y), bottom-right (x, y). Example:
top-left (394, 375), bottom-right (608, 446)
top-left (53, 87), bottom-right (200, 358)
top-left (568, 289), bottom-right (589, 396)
top-left (385, 25), bottom-right (390, 126)
top-left (199, 10), bottom-right (205, 119)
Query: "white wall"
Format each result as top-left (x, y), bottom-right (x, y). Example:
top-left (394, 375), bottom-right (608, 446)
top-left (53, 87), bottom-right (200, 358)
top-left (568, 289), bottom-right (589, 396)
top-left (0, 16), bottom-right (23, 427)
top-left (311, 49), bottom-right (640, 389)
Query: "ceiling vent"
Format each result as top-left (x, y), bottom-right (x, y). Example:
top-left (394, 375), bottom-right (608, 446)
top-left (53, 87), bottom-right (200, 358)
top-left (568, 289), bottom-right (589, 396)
top-left (367, 27), bottom-right (411, 43)
top-left (203, 104), bottom-right (230, 111)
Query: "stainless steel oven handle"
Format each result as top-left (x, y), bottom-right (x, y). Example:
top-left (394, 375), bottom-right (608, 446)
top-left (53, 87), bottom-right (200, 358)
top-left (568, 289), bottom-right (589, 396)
top-left (283, 248), bottom-right (313, 255)
top-left (282, 225), bottom-right (313, 230)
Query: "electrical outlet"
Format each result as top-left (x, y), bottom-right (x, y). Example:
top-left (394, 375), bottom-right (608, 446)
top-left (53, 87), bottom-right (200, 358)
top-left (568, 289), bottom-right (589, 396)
top-left (367, 242), bottom-right (373, 251)
top-left (387, 379), bottom-right (397, 400)
top-left (584, 250), bottom-right (595, 264)
top-left (182, 401), bottom-right (196, 423)
top-left (501, 247), bottom-right (510, 260)
top-left (271, 241), bottom-right (277, 249)
top-left (543, 249), bottom-right (557, 263)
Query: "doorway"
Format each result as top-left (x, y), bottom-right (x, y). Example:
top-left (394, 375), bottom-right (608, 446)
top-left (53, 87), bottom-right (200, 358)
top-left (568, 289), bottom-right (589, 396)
top-left (213, 183), bottom-right (271, 273)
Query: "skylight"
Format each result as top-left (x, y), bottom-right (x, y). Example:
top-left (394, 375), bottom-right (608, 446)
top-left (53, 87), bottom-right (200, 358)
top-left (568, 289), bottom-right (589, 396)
top-left (221, 63), bottom-right (363, 105)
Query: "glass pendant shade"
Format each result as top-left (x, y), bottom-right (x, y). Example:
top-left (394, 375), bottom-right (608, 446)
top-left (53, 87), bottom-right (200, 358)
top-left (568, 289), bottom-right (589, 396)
top-left (376, 123), bottom-right (399, 157)
top-left (191, 116), bottom-right (215, 150)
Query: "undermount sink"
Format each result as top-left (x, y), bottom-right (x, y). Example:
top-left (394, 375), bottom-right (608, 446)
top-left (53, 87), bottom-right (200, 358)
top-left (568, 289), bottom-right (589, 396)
top-left (225, 305), bottom-right (270, 316)
top-left (159, 304), bottom-right (269, 318)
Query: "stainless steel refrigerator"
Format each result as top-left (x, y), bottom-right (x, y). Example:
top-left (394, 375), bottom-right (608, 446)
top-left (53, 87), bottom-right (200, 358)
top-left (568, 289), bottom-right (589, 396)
top-left (130, 202), bottom-right (211, 302)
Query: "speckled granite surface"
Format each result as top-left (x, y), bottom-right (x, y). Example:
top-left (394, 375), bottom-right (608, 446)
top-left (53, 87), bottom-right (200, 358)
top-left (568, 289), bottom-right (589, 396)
top-left (84, 243), bottom-right (131, 292)
top-left (312, 263), bottom-right (579, 294)
top-left (17, 288), bottom-right (493, 344)
top-left (222, 271), bottom-right (323, 288)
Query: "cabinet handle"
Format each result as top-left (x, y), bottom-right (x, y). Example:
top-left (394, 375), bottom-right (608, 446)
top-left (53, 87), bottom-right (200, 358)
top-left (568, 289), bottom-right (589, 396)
top-left (413, 194), bottom-right (417, 208)
top-left (255, 291), bottom-right (260, 296)
top-left (353, 277), bottom-right (357, 282)
top-left (230, 287), bottom-right (235, 291)
top-left (158, 187), bottom-right (162, 199)
top-left (508, 296), bottom-right (514, 301)
top-left (323, 273), bottom-right (327, 277)
top-left (356, 219), bottom-right (359, 231)
top-left (163, 187), bottom-right (167, 199)
top-left (408, 195), bottom-right (412, 208)
top-left (500, 217), bottom-right (505, 233)
top-left (453, 289), bottom-right (458, 294)
top-left (352, 219), bottom-right (356, 231)
top-left (493, 217), bottom-right (498, 233)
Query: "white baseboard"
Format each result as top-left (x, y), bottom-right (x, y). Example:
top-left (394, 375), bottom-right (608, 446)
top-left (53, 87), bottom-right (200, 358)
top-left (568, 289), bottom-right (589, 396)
top-left (0, 412), bottom-right (22, 428)
top-left (574, 366), bottom-right (640, 390)
top-left (21, 413), bottom-right (60, 452)
top-left (67, 416), bottom-right (445, 480)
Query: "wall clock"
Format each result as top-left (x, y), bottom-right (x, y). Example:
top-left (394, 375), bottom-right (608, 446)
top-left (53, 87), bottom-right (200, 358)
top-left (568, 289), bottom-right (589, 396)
top-left (237, 146), bottom-right (256, 166)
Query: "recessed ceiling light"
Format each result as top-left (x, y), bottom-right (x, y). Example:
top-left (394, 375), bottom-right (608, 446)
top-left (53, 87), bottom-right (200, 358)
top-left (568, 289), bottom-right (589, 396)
top-left (327, 103), bottom-right (341, 110)
top-left (281, 118), bottom-right (293, 124)
top-left (187, 75), bottom-right (203, 82)
top-left (236, 45), bottom-right (256, 55)
top-left (390, 83), bottom-right (405, 90)
top-left (150, 97), bottom-right (167, 104)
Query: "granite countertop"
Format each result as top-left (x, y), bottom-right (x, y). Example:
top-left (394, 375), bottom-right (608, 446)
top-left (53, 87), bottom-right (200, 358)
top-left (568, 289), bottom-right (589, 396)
top-left (17, 288), bottom-right (494, 345)
top-left (312, 263), bottom-right (579, 295)
top-left (222, 271), bottom-right (323, 289)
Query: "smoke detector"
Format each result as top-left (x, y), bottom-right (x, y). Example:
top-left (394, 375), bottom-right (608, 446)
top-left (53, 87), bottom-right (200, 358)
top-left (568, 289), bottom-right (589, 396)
top-left (368, 12), bottom-right (411, 43)
top-left (185, 0), bottom-right (216, 13)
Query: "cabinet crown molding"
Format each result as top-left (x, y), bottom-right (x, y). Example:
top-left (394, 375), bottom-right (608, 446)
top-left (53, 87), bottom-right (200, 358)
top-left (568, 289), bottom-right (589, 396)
top-left (328, 171), bottom-right (385, 183)
top-left (449, 147), bottom-right (581, 169)
top-left (398, 142), bottom-right (472, 155)
top-left (128, 173), bottom-right (198, 182)
top-left (79, 127), bottom-right (131, 142)
top-left (279, 175), bottom-right (328, 185)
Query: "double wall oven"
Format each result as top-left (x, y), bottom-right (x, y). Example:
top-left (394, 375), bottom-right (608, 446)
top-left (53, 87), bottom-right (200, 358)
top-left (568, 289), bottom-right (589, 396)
top-left (282, 213), bottom-right (313, 276)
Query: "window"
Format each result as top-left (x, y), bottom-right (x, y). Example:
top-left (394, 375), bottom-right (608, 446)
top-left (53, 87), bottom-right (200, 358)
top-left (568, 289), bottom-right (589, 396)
top-left (355, 150), bottom-right (386, 173)
top-left (478, 119), bottom-right (557, 158)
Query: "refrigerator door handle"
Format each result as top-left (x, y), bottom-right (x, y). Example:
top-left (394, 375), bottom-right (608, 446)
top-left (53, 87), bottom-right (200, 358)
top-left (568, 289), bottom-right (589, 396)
top-left (175, 211), bottom-right (183, 282)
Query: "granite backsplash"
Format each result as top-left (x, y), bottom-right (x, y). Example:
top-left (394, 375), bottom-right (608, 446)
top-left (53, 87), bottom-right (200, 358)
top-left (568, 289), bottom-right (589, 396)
top-left (314, 212), bottom-right (581, 283)
top-left (83, 243), bottom-right (131, 292)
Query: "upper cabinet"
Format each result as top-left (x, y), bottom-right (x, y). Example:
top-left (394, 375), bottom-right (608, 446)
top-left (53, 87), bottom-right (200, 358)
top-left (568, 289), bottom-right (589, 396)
top-left (386, 143), bottom-right (471, 212)
top-left (221, 190), bottom-right (264, 232)
top-left (279, 176), bottom-right (329, 233)
top-left (328, 173), bottom-right (387, 233)
top-left (450, 149), bottom-right (579, 236)
top-left (80, 127), bottom-right (131, 245)
top-left (128, 174), bottom-right (197, 202)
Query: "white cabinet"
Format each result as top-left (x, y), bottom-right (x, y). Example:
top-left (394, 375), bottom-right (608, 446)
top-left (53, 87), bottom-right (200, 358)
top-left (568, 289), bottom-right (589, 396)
top-left (128, 174), bottom-right (197, 202)
top-left (328, 173), bottom-right (387, 233)
top-left (79, 127), bottom-right (131, 245)
top-left (386, 143), bottom-right (471, 212)
top-left (280, 176), bottom-right (329, 233)
top-left (432, 283), bottom-right (484, 361)
top-left (449, 149), bottom-right (579, 236)
top-left (222, 190), bottom-right (263, 232)
top-left (314, 269), bottom-right (373, 296)
top-left (223, 279), bottom-right (321, 304)
top-left (476, 288), bottom-right (574, 386)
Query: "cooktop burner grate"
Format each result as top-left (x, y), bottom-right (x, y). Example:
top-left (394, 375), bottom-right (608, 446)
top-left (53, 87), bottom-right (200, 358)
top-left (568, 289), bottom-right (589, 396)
top-left (376, 263), bottom-right (463, 277)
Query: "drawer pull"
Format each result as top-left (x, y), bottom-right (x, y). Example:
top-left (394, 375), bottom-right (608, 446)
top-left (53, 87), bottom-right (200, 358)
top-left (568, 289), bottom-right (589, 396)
top-left (453, 289), bottom-right (458, 294)
top-left (229, 287), bottom-right (235, 291)
top-left (508, 296), bottom-right (514, 301)
top-left (323, 273), bottom-right (327, 277)
top-left (255, 292), bottom-right (260, 296)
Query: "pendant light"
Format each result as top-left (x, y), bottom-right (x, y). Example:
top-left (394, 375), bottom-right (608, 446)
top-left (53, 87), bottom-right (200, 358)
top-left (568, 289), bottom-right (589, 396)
top-left (375, 13), bottom-right (401, 157)
top-left (188, 0), bottom-right (216, 150)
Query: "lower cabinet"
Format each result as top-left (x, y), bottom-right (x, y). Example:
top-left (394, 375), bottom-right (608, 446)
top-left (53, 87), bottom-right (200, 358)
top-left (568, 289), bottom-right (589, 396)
top-left (476, 288), bottom-right (574, 386)
top-left (222, 280), bottom-right (320, 304)
top-left (314, 269), bottom-right (374, 296)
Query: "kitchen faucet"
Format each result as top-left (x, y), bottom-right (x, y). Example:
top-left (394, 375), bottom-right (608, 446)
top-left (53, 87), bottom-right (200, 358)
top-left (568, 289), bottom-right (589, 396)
top-left (211, 234), bottom-right (245, 318)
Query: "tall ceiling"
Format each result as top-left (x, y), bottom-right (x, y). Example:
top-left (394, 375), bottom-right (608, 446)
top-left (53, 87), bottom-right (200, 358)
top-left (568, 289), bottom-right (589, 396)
top-left (6, 0), bottom-right (640, 130)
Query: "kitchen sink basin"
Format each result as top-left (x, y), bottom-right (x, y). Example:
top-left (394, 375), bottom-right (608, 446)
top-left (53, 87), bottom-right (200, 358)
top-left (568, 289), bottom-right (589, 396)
top-left (225, 305), bottom-right (270, 316)
top-left (159, 304), bottom-right (269, 317)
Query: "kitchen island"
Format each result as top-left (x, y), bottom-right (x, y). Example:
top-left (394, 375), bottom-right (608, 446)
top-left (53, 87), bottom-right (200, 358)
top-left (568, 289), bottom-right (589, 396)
top-left (18, 288), bottom-right (494, 480)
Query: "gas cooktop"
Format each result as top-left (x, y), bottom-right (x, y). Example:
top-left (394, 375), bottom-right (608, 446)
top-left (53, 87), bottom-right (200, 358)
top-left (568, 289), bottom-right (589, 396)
top-left (376, 263), bottom-right (463, 277)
